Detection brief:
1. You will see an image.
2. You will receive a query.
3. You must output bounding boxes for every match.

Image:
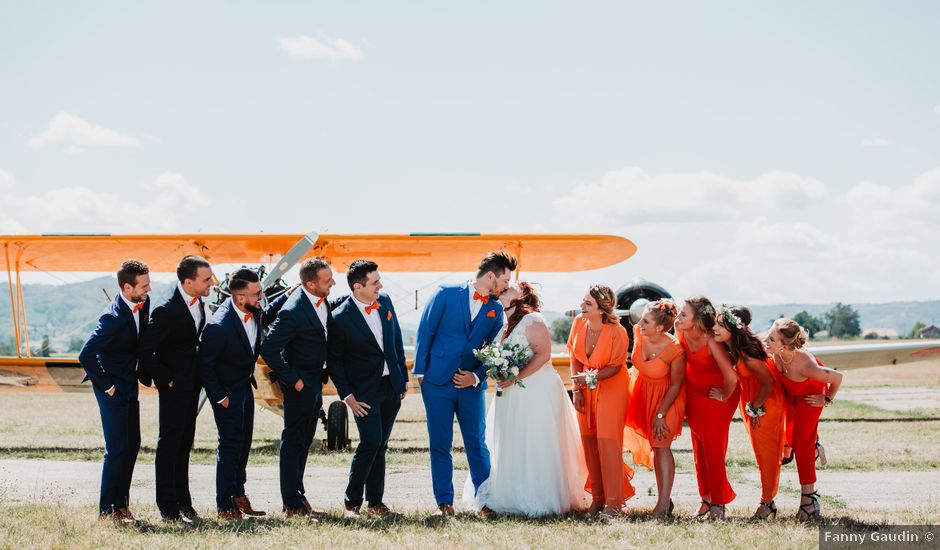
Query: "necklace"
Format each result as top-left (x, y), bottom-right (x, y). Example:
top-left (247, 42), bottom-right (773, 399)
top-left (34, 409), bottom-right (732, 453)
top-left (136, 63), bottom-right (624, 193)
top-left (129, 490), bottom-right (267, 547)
top-left (778, 349), bottom-right (795, 373)
top-left (586, 324), bottom-right (601, 351)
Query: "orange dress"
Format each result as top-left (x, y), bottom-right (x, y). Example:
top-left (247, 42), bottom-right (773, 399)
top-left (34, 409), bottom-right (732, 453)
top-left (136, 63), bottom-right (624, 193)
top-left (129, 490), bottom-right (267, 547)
top-left (567, 315), bottom-right (635, 508)
top-left (736, 356), bottom-right (785, 502)
top-left (624, 325), bottom-right (686, 469)
top-left (681, 333), bottom-right (740, 506)
top-left (776, 364), bottom-right (827, 486)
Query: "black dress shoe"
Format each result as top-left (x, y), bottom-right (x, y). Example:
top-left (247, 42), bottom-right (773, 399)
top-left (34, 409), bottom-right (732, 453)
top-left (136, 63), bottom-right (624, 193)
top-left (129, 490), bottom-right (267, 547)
top-left (179, 506), bottom-right (200, 521)
top-left (162, 513), bottom-right (193, 524)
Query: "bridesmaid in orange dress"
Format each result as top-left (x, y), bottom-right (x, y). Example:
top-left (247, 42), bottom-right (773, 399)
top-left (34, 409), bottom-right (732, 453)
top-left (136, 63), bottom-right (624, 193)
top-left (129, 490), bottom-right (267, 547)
top-left (624, 299), bottom-right (686, 518)
top-left (766, 319), bottom-right (843, 521)
top-left (568, 285), bottom-right (635, 519)
top-left (674, 296), bottom-right (739, 520)
top-left (713, 305), bottom-right (785, 519)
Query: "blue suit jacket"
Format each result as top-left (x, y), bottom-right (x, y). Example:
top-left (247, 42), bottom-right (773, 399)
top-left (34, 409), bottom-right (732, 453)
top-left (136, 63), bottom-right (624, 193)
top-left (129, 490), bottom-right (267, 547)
top-left (327, 293), bottom-right (408, 403)
top-left (79, 295), bottom-right (151, 398)
top-left (138, 287), bottom-right (206, 391)
top-left (260, 290), bottom-right (334, 392)
top-left (198, 294), bottom-right (288, 404)
top-left (412, 282), bottom-right (504, 387)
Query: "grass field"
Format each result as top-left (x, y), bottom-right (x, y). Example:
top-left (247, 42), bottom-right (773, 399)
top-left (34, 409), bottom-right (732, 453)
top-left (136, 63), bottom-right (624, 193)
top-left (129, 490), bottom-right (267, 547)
top-left (1, 358), bottom-right (939, 548)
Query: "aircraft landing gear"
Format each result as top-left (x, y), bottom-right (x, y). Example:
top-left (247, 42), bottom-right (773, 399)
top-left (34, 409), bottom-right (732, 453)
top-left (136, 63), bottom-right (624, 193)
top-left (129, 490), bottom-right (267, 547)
top-left (323, 400), bottom-right (350, 451)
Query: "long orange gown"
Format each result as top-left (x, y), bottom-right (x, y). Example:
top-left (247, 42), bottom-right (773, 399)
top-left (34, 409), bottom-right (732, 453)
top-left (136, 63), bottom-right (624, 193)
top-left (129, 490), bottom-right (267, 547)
top-left (736, 356), bottom-right (785, 502)
top-left (681, 333), bottom-right (740, 506)
top-left (776, 366), bottom-right (827, 485)
top-left (567, 315), bottom-right (636, 508)
top-left (624, 325), bottom-right (686, 469)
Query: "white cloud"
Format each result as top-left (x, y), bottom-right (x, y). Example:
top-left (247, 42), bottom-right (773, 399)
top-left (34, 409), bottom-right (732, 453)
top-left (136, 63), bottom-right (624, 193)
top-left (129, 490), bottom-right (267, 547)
top-left (549, 167), bottom-right (940, 304)
top-left (278, 35), bottom-right (363, 62)
top-left (28, 111), bottom-right (139, 149)
top-left (551, 167), bottom-right (824, 226)
top-left (0, 172), bottom-right (208, 233)
top-left (0, 168), bottom-right (13, 189)
top-left (861, 137), bottom-right (891, 147)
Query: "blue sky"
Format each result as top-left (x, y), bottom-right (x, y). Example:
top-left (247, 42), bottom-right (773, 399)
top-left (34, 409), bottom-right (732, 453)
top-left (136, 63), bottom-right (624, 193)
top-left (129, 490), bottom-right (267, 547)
top-left (2, 1), bottom-right (939, 315)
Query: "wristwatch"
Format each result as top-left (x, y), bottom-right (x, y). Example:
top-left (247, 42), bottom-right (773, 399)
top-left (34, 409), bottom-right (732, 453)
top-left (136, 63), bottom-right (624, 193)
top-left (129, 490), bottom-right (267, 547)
top-left (656, 412), bottom-right (664, 419)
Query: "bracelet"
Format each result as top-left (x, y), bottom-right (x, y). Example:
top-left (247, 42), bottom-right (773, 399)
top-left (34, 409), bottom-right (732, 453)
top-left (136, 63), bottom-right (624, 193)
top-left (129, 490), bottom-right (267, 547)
top-left (745, 402), bottom-right (766, 418)
top-left (824, 395), bottom-right (832, 406)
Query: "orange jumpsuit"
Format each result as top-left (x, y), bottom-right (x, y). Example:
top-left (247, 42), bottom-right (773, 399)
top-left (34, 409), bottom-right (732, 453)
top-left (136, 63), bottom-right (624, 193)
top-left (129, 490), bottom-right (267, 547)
top-left (567, 316), bottom-right (635, 508)
top-left (624, 325), bottom-right (686, 469)
top-left (681, 333), bottom-right (739, 506)
top-left (737, 357), bottom-right (785, 502)
top-left (776, 370), bottom-right (827, 485)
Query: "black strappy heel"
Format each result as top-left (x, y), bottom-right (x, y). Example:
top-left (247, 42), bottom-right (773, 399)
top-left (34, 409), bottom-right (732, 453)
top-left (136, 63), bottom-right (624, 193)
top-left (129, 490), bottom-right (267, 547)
top-left (797, 491), bottom-right (821, 521)
top-left (708, 503), bottom-right (726, 520)
top-left (668, 499), bottom-right (675, 516)
top-left (752, 500), bottom-right (777, 520)
top-left (694, 499), bottom-right (711, 519)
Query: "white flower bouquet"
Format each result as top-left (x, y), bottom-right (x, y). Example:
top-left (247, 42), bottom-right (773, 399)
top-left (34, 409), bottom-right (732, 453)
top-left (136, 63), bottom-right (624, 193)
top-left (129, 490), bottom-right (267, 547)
top-left (472, 341), bottom-right (530, 396)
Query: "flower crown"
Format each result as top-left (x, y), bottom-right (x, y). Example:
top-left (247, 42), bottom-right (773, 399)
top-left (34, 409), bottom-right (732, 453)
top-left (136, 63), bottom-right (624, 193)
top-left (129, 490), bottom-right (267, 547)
top-left (702, 303), bottom-right (715, 316)
top-left (719, 305), bottom-right (744, 330)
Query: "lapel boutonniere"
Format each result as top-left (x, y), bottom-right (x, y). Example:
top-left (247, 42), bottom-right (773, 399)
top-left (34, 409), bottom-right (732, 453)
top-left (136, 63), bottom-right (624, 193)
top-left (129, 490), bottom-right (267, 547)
top-left (386, 310), bottom-right (393, 321)
top-left (486, 309), bottom-right (496, 318)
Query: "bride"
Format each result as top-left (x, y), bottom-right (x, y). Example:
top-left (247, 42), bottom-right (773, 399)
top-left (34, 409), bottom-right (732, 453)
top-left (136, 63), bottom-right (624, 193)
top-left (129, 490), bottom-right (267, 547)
top-left (462, 282), bottom-right (591, 517)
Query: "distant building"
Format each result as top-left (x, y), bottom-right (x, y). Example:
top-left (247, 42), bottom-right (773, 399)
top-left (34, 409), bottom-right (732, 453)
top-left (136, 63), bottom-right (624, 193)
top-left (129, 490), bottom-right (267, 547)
top-left (919, 325), bottom-right (940, 339)
top-left (861, 328), bottom-right (898, 339)
top-left (812, 330), bottom-right (829, 340)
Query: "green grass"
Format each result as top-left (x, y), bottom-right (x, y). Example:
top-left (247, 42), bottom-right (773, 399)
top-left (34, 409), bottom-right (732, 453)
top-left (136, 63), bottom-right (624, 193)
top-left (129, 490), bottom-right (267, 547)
top-left (4, 502), bottom-right (939, 550)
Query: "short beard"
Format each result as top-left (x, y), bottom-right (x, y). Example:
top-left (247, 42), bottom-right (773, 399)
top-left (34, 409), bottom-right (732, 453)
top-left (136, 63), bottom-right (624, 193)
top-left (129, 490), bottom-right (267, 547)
top-left (244, 302), bottom-right (262, 314)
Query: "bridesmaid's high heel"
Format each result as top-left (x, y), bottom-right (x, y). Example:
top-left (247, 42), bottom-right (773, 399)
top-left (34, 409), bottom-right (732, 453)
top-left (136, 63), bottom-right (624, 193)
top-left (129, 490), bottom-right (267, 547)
top-left (694, 499), bottom-right (711, 519)
top-left (752, 500), bottom-right (777, 520)
top-left (797, 491), bottom-right (821, 522)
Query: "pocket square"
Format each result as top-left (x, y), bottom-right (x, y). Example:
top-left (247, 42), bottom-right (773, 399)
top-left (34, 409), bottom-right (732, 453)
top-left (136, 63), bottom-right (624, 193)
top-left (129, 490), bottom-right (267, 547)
top-left (387, 310), bottom-right (393, 321)
top-left (486, 310), bottom-right (496, 318)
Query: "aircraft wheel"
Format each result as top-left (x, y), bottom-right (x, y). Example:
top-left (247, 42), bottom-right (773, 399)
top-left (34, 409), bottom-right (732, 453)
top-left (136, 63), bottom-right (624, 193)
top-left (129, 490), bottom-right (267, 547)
top-left (326, 400), bottom-right (349, 451)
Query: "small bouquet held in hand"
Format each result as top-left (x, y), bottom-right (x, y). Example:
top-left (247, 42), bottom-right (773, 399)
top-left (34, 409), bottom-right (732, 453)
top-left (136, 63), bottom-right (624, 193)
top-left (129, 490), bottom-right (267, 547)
top-left (472, 341), bottom-right (530, 396)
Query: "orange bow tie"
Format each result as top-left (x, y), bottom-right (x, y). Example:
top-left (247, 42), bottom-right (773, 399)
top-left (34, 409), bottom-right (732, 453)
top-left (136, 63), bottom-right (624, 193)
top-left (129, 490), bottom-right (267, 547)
top-left (473, 291), bottom-right (489, 305)
top-left (365, 301), bottom-right (380, 315)
top-left (189, 296), bottom-right (199, 307)
top-left (243, 312), bottom-right (253, 323)
top-left (133, 302), bottom-right (145, 314)
top-left (315, 296), bottom-right (325, 308)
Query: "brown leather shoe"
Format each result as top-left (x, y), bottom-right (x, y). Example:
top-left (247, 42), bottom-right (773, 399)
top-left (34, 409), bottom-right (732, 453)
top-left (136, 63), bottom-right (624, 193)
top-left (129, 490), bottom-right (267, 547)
top-left (114, 507), bottom-right (137, 525)
top-left (477, 505), bottom-right (496, 520)
top-left (233, 496), bottom-right (266, 517)
top-left (162, 513), bottom-right (193, 525)
top-left (343, 504), bottom-right (361, 519)
top-left (218, 508), bottom-right (243, 522)
top-left (179, 506), bottom-right (201, 521)
top-left (284, 506), bottom-right (320, 522)
top-left (367, 503), bottom-right (396, 518)
top-left (432, 504), bottom-right (455, 517)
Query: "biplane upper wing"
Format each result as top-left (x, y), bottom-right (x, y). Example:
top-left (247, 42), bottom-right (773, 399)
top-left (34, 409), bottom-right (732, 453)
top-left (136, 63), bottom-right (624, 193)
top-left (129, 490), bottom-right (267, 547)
top-left (1, 233), bottom-right (636, 273)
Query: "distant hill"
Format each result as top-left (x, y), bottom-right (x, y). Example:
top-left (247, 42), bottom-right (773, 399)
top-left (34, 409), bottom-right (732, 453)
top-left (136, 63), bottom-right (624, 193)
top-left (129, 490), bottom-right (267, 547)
top-left (2, 277), bottom-right (938, 352)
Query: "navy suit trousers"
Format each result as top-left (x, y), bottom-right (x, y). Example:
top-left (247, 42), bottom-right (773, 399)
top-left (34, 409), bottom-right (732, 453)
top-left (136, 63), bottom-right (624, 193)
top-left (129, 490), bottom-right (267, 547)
top-left (279, 383), bottom-right (322, 508)
top-left (345, 377), bottom-right (401, 507)
top-left (210, 388), bottom-right (254, 511)
top-left (93, 386), bottom-right (141, 514)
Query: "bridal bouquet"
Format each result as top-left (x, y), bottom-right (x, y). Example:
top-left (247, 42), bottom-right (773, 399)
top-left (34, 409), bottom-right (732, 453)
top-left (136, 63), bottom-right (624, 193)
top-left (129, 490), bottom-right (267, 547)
top-left (473, 341), bottom-right (529, 396)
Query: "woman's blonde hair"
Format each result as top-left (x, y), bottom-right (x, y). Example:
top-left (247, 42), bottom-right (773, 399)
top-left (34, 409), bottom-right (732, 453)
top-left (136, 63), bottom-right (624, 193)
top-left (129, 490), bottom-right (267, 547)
top-left (772, 318), bottom-right (808, 349)
top-left (645, 299), bottom-right (678, 329)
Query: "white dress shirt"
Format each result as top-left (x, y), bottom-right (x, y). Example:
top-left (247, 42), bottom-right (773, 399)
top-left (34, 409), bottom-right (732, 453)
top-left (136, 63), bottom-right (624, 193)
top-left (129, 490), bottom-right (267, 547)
top-left (302, 287), bottom-right (329, 337)
top-left (120, 294), bottom-right (141, 334)
top-left (469, 280), bottom-right (486, 321)
top-left (178, 283), bottom-right (203, 330)
top-left (352, 295), bottom-right (390, 377)
top-left (221, 302), bottom-right (257, 404)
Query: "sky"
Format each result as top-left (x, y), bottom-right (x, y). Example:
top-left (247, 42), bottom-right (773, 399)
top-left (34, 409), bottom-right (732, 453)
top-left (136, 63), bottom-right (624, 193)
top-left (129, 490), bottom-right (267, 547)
top-left (1, 1), bottom-right (939, 320)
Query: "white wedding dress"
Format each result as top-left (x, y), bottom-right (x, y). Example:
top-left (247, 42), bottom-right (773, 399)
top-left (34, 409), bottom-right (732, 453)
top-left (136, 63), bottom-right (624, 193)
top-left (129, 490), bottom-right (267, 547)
top-left (462, 312), bottom-right (591, 516)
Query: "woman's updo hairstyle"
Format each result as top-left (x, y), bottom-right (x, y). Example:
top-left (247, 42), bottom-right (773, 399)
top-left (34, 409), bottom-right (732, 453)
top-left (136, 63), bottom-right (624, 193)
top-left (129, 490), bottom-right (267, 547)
top-left (772, 318), bottom-right (808, 349)
top-left (588, 284), bottom-right (621, 325)
top-left (684, 295), bottom-right (717, 332)
top-left (645, 299), bottom-right (678, 329)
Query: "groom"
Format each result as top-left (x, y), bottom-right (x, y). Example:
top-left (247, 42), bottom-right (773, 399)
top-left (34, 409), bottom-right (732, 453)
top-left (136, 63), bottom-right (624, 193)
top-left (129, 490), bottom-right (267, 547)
top-left (413, 251), bottom-right (517, 516)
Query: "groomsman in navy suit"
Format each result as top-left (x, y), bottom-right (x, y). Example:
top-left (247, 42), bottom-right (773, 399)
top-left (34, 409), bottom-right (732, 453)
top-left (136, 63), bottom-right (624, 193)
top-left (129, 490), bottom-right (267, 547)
top-left (138, 255), bottom-right (213, 522)
top-left (79, 259), bottom-right (151, 524)
top-left (413, 251), bottom-right (516, 517)
top-left (260, 257), bottom-right (336, 520)
top-left (328, 260), bottom-right (409, 519)
top-left (198, 268), bottom-right (290, 520)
